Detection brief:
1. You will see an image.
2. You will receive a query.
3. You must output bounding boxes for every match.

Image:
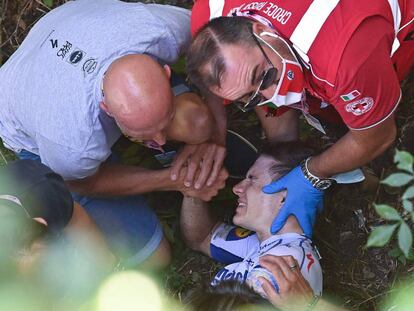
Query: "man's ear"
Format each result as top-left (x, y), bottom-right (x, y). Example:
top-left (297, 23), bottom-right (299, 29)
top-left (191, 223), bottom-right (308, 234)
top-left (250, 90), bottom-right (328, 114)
top-left (163, 64), bottom-right (171, 79)
top-left (99, 101), bottom-right (113, 117)
top-left (252, 22), bottom-right (275, 36)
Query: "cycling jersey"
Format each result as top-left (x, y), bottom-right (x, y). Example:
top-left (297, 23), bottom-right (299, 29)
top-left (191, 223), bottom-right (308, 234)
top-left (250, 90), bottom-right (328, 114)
top-left (210, 223), bottom-right (323, 296)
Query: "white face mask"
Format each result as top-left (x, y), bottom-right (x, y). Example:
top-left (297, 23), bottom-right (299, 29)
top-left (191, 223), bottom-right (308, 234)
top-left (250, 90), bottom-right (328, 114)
top-left (254, 32), bottom-right (304, 107)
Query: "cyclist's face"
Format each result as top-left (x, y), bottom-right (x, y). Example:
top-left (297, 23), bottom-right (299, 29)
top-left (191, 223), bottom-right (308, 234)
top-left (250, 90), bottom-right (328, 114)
top-left (232, 155), bottom-right (285, 232)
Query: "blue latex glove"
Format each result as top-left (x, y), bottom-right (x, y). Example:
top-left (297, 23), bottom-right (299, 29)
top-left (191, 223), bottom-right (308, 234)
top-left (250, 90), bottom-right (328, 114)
top-left (262, 165), bottom-right (324, 237)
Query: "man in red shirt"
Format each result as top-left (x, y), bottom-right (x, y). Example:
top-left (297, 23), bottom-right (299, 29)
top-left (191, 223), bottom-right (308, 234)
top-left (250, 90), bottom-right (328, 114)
top-left (186, 0), bottom-right (414, 237)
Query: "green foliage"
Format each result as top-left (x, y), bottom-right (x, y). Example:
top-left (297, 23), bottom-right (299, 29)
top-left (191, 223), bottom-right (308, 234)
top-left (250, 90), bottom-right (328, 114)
top-left (367, 224), bottom-right (398, 247)
top-left (43, 0), bottom-right (54, 8)
top-left (381, 173), bottom-right (414, 187)
top-left (367, 149), bottom-right (414, 260)
top-left (374, 204), bottom-right (401, 221)
top-left (398, 221), bottom-right (413, 257)
top-left (171, 56), bottom-right (186, 75)
top-left (0, 140), bottom-right (16, 166)
top-left (402, 199), bottom-right (413, 212)
top-left (394, 149), bottom-right (414, 173)
top-left (403, 185), bottom-right (414, 200)
top-left (382, 279), bottom-right (414, 311)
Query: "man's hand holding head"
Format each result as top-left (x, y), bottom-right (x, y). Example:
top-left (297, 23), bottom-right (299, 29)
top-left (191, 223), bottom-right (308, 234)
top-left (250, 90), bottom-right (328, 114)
top-left (262, 165), bottom-right (324, 238)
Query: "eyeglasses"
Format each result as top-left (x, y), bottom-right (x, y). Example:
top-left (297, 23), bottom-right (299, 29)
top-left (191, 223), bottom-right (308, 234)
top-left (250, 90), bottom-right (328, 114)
top-left (232, 30), bottom-right (278, 112)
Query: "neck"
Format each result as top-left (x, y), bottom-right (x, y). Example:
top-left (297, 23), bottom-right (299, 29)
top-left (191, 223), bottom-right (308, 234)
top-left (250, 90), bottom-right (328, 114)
top-left (256, 216), bottom-right (303, 242)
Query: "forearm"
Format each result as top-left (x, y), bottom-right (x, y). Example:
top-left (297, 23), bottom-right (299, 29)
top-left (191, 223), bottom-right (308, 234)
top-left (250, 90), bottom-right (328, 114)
top-left (67, 163), bottom-right (177, 197)
top-left (180, 195), bottom-right (218, 253)
top-left (309, 118), bottom-right (396, 178)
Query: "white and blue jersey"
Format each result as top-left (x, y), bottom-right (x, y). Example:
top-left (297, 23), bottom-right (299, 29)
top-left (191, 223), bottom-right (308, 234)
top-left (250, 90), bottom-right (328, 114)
top-left (210, 223), bottom-right (323, 296)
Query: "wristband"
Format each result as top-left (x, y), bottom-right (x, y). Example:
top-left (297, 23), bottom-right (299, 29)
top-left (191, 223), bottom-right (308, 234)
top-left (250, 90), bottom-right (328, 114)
top-left (301, 157), bottom-right (334, 190)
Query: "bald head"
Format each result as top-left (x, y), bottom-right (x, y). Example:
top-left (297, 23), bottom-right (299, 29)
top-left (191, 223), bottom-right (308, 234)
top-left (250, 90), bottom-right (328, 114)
top-left (102, 54), bottom-right (173, 131)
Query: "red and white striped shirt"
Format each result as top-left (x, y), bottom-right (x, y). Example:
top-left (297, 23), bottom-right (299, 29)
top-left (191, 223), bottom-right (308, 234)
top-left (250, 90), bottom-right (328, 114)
top-left (191, 0), bottom-right (414, 129)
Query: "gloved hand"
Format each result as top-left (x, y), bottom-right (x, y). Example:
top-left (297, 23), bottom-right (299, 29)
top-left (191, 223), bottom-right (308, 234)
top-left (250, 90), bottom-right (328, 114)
top-left (262, 165), bottom-right (324, 237)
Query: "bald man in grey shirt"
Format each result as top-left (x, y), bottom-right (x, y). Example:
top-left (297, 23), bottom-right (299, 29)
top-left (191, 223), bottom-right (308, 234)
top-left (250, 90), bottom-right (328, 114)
top-left (0, 0), bottom-right (227, 268)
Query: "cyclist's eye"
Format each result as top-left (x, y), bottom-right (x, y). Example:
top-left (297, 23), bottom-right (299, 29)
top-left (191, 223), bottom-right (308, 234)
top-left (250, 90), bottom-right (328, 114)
top-left (247, 174), bottom-right (258, 182)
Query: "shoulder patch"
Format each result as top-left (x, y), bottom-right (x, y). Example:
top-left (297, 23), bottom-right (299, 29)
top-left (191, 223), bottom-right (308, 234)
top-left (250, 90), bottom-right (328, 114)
top-left (340, 90), bottom-right (360, 101)
top-left (226, 227), bottom-right (255, 241)
top-left (345, 97), bottom-right (374, 115)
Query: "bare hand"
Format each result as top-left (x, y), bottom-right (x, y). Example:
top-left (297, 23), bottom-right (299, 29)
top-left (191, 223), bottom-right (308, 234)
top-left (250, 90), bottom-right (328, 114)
top-left (175, 166), bottom-right (228, 201)
top-left (170, 143), bottom-right (226, 189)
top-left (259, 255), bottom-right (314, 311)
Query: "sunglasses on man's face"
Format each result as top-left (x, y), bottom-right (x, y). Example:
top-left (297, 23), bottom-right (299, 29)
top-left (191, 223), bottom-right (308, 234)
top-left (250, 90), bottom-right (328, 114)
top-left (232, 31), bottom-right (279, 112)
top-left (233, 67), bottom-right (278, 112)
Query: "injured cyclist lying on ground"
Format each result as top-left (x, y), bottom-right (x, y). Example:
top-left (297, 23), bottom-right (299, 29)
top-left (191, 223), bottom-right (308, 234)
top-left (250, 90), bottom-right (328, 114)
top-left (179, 141), bottom-right (323, 310)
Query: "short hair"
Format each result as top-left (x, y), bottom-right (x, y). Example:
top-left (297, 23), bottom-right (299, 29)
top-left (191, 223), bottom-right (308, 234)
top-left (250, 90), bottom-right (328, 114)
top-left (260, 141), bottom-right (315, 181)
top-left (187, 17), bottom-right (256, 94)
top-left (186, 280), bottom-right (275, 311)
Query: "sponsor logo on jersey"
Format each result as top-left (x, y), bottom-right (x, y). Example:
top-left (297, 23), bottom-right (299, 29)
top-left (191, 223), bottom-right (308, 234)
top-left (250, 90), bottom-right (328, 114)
top-left (213, 267), bottom-right (249, 285)
top-left (340, 90), bottom-right (360, 102)
top-left (235, 228), bottom-right (253, 238)
top-left (67, 49), bottom-right (85, 66)
top-left (345, 97), bottom-right (373, 115)
top-left (225, 227), bottom-right (254, 241)
top-left (50, 39), bottom-right (58, 49)
top-left (306, 253), bottom-right (315, 272)
top-left (228, 2), bottom-right (292, 26)
top-left (57, 40), bottom-right (72, 59)
top-left (83, 58), bottom-right (98, 74)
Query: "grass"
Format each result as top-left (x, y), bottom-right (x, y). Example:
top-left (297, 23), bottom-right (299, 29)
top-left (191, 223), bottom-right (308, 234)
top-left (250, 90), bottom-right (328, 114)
top-left (0, 140), bottom-right (16, 166)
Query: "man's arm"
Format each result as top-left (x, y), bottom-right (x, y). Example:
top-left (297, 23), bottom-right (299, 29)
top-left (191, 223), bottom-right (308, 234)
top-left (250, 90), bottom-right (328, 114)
top-left (180, 195), bottom-right (219, 256)
top-left (67, 164), bottom-right (227, 202)
top-left (263, 116), bottom-right (396, 236)
top-left (308, 116), bottom-right (396, 177)
top-left (255, 108), bottom-right (300, 143)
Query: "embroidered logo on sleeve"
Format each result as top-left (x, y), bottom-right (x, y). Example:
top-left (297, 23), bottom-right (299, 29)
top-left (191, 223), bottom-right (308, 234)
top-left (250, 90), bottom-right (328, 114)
top-left (340, 90), bottom-right (361, 102)
top-left (345, 97), bottom-right (374, 115)
top-left (225, 227), bottom-right (254, 241)
top-left (234, 228), bottom-right (253, 238)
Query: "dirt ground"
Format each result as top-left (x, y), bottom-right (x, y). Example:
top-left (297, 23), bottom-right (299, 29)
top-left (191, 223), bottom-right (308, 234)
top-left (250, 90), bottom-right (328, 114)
top-left (1, 1), bottom-right (414, 310)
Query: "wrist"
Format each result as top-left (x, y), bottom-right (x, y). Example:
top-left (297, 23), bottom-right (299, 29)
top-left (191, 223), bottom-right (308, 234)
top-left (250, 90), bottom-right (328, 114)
top-left (158, 168), bottom-right (182, 192)
top-left (307, 157), bottom-right (328, 178)
top-left (301, 157), bottom-right (334, 190)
